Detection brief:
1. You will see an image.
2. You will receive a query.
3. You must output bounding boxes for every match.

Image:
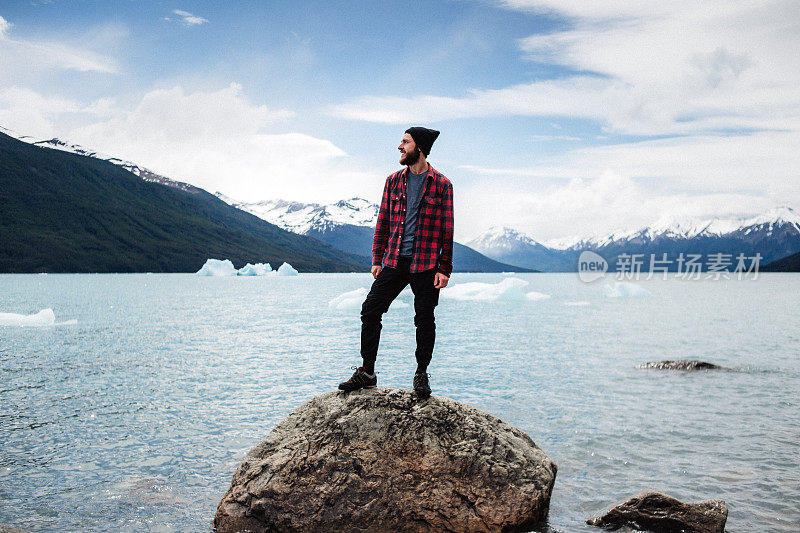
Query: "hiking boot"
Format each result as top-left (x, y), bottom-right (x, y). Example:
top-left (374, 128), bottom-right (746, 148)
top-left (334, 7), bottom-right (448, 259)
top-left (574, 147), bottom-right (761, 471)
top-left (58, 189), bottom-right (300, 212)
top-left (413, 372), bottom-right (431, 399)
top-left (338, 366), bottom-right (377, 392)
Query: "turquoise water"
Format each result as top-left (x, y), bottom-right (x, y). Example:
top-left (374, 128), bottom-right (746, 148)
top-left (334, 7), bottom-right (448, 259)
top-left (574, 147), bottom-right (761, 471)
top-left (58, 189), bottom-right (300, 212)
top-left (1, 273), bottom-right (798, 532)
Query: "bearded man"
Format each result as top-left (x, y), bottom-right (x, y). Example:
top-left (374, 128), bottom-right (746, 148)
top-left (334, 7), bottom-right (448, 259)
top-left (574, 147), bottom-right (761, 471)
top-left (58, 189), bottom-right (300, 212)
top-left (339, 127), bottom-right (454, 399)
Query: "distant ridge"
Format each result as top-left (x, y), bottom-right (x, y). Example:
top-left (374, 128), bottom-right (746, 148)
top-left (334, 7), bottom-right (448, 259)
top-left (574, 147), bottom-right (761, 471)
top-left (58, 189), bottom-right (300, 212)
top-left (468, 210), bottom-right (800, 272)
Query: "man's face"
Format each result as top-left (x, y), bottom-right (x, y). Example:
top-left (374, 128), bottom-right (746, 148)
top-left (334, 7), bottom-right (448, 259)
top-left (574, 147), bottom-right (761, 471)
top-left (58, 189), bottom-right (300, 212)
top-left (398, 133), bottom-right (420, 165)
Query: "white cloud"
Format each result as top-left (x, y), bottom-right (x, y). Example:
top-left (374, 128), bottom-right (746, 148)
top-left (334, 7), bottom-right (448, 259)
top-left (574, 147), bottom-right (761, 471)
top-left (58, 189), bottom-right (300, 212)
top-left (330, 1), bottom-right (800, 136)
top-left (172, 9), bottom-right (208, 26)
top-left (0, 15), bottom-right (117, 75)
top-left (458, 169), bottom-right (779, 243)
top-left (0, 15), bottom-right (10, 37)
top-left (0, 86), bottom-right (81, 138)
top-left (66, 83), bottom-right (381, 204)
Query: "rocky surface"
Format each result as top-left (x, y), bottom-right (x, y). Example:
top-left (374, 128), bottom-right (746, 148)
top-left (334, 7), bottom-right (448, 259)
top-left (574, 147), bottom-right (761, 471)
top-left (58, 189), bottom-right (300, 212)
top-left (637, 360), bottom-right (730, 371)
top-left (0, 526), bottom-right (32, 533)
top-left (214, 388), bottom-right (557, 533)
top-left (587, 490), bottom-right (728, 532)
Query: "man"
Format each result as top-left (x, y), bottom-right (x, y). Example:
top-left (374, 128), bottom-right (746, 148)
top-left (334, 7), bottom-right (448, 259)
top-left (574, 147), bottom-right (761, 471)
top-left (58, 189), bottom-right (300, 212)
top-left (339, 127), bottom-right (454, 399)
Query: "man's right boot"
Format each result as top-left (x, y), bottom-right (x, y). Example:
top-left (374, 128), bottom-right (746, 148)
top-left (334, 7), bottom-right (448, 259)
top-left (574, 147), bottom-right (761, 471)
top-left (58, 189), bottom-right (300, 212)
top-left (338, 366), bottom-right (377, 391)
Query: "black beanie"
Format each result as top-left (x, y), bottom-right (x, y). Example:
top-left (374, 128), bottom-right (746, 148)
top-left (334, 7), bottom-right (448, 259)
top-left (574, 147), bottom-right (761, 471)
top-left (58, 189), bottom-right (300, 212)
top-left (405, 126), bottom-right (440, 156)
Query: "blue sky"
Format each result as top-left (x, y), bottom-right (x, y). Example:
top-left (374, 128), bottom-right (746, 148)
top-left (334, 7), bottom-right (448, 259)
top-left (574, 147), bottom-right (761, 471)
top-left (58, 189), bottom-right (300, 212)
top-left (1, 1), bottom-right (798, 243)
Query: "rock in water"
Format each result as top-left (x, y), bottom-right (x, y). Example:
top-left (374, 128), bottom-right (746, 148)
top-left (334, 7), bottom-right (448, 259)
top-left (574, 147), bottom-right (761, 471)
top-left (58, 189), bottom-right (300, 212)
top-left (637, 360), bottom-right (728, 371)
top-left (214, 389), bottom-right (557, 532)
top-left (587, 490), bottom-right (728, 532)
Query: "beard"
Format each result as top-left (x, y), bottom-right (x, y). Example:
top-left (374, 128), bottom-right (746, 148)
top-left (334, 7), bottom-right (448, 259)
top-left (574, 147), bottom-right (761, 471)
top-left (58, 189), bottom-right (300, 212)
top-left (400, 146), bottom-right (421, 166)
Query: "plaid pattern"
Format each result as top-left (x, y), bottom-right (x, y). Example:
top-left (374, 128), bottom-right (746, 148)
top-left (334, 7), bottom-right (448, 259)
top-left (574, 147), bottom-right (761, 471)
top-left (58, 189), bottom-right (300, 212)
top-left (372, 165), bottom-right (454, 276)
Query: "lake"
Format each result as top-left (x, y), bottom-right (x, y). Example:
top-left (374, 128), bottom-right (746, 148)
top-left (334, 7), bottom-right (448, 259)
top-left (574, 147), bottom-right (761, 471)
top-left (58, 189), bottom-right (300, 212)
top-left (1, 272), bottom-right (798, 532)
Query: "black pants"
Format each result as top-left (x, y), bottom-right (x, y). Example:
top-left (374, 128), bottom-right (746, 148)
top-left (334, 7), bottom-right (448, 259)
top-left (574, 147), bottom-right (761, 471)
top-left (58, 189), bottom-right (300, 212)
top-left (361, 256), bottom-right (440, 370)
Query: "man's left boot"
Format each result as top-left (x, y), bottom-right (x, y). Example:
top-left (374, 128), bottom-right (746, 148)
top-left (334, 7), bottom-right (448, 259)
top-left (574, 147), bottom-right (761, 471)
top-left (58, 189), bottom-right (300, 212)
top-left (413, 372), bottom-right (431, 399)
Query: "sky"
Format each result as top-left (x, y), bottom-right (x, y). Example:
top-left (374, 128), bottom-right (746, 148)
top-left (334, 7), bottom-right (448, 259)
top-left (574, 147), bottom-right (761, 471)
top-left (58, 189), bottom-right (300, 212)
top-left (1, 0), bottom-right (799, 244)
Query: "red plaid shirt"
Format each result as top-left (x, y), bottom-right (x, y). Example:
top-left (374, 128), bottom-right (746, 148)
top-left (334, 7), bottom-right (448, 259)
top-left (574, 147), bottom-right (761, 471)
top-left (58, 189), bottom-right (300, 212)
top-left (372, 165), bottom-right (454, 276)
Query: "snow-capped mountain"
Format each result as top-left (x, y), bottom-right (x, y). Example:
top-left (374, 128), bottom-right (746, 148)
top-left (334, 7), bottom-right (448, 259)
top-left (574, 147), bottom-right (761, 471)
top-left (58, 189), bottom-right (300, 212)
top-left (545, 207), bottom-right (800, 250)
top-left (467, 226), bottom-right (573, 272)
top-left (217, 196), bottom-right (532, 272)
top-left (472, 208), bottom-right (800, 271)
top-left (0, 126), bottom-right (201, 194)
top-left (216, 195), bottom-right (378, 235)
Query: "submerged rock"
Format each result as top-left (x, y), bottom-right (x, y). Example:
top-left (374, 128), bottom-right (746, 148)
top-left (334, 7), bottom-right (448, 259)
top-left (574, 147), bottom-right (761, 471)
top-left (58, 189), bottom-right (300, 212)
top-left (214, 388), bottom-right (557, 533)
top-left (637, 360), bottom-right (729, 371)
top-left (587, 490), bottom-right (728, 532)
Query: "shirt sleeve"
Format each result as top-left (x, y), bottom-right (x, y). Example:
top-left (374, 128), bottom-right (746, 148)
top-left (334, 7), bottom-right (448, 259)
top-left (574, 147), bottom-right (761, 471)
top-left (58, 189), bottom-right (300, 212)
top-left (437, 181), bottom-right (454, 277)
top-left (372, 177), bottom-right (392, 266)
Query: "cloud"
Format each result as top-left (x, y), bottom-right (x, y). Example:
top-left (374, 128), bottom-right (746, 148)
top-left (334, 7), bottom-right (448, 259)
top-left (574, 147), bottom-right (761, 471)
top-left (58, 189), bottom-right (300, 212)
top-left (458, 168), bottom-right (780, 243)
top-left (329, 1), bottom-right (800, 136)
top-left (65, 83), bottom-right (381, 204)
top-left (171, 9), bottom-right (208, 26)
top-left (0, 86), bottom-right (82, 138)
top-left (0, 15), bottom-right (10, 37)
top-left (0, 15), bottom-right (117, 75)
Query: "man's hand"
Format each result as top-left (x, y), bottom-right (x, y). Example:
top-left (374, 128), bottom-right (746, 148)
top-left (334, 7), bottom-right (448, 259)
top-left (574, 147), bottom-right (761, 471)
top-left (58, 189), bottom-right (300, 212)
top-left (371, 265), bottom-right (382, 279)
top-left (434, 272), bottom-right (449, 289)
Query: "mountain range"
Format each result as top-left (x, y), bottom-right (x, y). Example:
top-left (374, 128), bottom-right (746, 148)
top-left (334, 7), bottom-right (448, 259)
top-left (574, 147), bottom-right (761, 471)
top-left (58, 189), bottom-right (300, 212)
top-left (214, 195), bottom-right (532, 272)
top-left (220, 193), bottom-right (800, 273)
top-left (467, 208), bottom-right (800, 272)
top-left (3, 125), bottom-right (798, 273)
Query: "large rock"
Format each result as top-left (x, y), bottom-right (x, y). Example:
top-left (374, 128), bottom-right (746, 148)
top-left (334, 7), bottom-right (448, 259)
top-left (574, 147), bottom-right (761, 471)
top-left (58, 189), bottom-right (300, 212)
top-left (214, 389), bottom-right (557, 532)
top-left (637, 360), bottom-right (729, 371)
top-left (587, 490), bottom-right (728, 532)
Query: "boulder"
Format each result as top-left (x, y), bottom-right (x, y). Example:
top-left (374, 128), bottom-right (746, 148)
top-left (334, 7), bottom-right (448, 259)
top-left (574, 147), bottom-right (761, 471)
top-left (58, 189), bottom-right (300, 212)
top-left (214, 389), bottom-right (557, 532)
top-left (587, 490), bottom-right (728, 532)
top-left (637, 360), bottom-right (729, 371)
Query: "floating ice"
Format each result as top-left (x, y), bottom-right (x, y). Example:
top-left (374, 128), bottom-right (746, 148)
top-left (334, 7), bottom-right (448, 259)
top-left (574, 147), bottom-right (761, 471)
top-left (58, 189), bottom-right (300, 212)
top-left (329, 288), bottom-right (408, 311)
top-left (276, 262), bottom-right (299, 276)
top-left (329, 288), bottom-right (368, 310)
top-left (196, 259), bottom-right (297, 276)
top-left (238, 262), bottom-right (272, 276)
top-left (196, 259), bottom-right (237, 276)
top-left (0, 308), bottom-right (76, 327)
top-left (442, 277), bottom-right (550, 302)
top-left (525, 291), bottom-right (551, 301)
top-left (564, 301), bottom-right (590, 306)
top-left (603, 282), bottom-right (652, 298)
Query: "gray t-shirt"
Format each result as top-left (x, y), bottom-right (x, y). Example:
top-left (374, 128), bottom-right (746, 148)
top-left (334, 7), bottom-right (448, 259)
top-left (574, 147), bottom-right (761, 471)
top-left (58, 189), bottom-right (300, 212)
top-left (399, 169), bottom-right (428, 257)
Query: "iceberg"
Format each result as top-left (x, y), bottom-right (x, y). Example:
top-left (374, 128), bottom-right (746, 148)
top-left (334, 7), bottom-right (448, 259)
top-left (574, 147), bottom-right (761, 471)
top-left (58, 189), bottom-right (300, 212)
top-left (0, 308), bottom-right (76, 327)
top-left (329, 288), bottom-right (368, 310)
top-left (602, 281), bottom-right (652, 298)
top-left (238, 262), bottom-right (272, 276)
top-left (276, 262), bottom-right (299, 276)
top-left (196, 259), bottom-right (237, 276)
top-left (442, 277), bottom-right (550, 302)
top-left (196, 259), bottom-right (298, 276)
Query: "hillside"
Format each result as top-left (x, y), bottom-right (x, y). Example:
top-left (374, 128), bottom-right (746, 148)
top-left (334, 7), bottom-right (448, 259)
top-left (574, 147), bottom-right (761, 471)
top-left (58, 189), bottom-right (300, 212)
top-left (761, 250), bottom-right (800, 272)
top-left (0, 131), bottom-right (364, 273)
